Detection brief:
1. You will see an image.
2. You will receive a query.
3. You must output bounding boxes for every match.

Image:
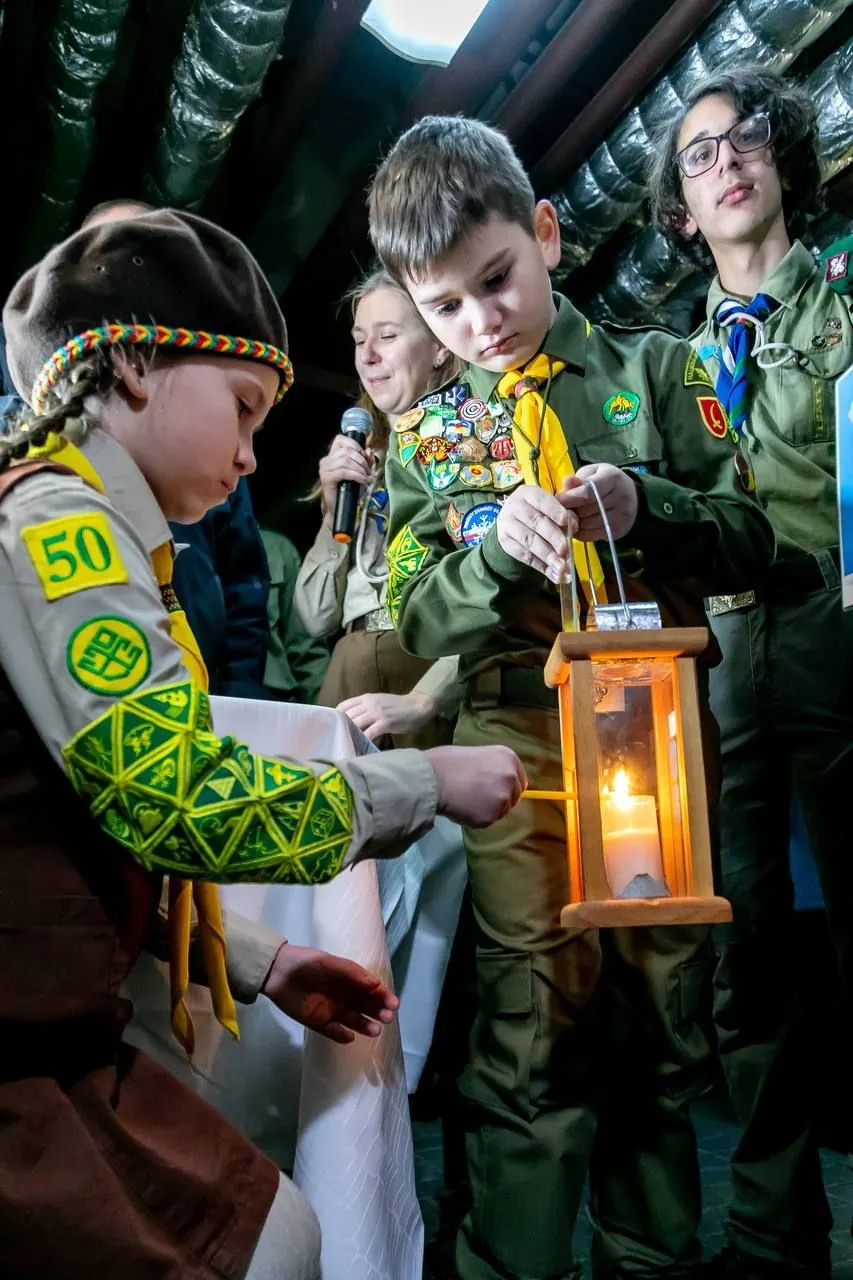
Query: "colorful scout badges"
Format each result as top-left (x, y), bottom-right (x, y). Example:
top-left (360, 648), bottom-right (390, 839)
top-left (394, 382), bottom-right (522, 546)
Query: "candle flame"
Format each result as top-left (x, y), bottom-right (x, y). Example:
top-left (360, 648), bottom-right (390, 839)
top-left (603, 768), bottom-right (633, 810)
top-left (613, 769), bottom-right (630, 798)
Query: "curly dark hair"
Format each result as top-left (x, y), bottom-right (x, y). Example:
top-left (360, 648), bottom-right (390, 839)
top-left (647, 66), bottom-right (822, 259)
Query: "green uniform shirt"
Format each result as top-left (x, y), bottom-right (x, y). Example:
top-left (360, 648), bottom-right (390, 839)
top-left (693, 240), bottom-right (853, 558)
top-left (385, 293), bottom-right (773, 678)
top-left (260, 528), bottom-right (330, 702)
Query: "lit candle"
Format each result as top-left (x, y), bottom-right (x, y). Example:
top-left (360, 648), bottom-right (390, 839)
top-left (600, 770), bottom-right (664, 897)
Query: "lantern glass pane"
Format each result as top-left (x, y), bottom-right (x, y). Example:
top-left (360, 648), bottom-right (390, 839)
top-left (590, 656), bottom-right (685, 899)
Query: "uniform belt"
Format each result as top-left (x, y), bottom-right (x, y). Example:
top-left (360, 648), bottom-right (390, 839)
top-left (466, 665), bottom-right (557, 711)
top-left (706, 546), bottom-right (840, 616)
top-left (348, 606), bottom-right (394, 633)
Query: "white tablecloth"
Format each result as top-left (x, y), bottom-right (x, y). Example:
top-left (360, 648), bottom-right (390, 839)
top-left (125, 698), bottom-right (466, 1280)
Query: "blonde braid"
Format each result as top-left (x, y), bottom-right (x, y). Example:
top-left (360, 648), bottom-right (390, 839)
top-left (0, 351), bottom-right (119, 473)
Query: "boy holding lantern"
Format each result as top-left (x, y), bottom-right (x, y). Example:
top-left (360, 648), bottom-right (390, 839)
top-left (649, 67), bottom-right (853, 1279)
top-left (368, 115), bottom-right (773, 1280)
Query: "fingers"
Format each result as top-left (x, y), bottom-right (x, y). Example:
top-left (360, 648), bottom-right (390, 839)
top-left (337, 696), bottom-right (381, 733)
top-left (320, 437), bottom-right (372, 486)
top-left (556, 465), bottom-right (638, 540)
top-left (339, 1010), bottom-right (384, 1037)
top-left (320, 1023), bottom-right (356, 1045)
top-left (332, 963), bottom-right (400, 1015)
top-left (496, 487), bottom-right (576, 581)
top-left (317, 1012), bottom-right (384, 1044)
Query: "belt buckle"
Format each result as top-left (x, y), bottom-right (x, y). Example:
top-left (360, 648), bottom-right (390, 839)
top-left (364, 606), bottom-right (393, 632)
top-left (706, 591), bottom-right (756, 617)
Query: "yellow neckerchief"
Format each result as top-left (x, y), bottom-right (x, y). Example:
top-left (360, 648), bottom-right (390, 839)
top-left (496, 353), bottom-right (606, 608)
top-left (28, 432), bottom-right (238, 1056)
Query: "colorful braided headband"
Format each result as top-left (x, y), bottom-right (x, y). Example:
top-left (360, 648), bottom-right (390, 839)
top-left (31, 321), bottom-right (294, 415)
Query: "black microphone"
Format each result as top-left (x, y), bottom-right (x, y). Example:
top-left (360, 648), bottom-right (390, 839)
top-left (332, 405), bottom-right (372, 544)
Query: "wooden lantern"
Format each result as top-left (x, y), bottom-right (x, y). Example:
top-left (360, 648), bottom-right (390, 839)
top-left (539, 627), bottom-right (731, 929)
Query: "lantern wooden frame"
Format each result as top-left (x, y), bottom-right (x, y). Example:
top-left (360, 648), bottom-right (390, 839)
top-left (543, 626), bottom-right (732, 930)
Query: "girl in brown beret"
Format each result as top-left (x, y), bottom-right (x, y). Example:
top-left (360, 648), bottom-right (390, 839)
top-left (0, 208), bottom-right (525, 1278)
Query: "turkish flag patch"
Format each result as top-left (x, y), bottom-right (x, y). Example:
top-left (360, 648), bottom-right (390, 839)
top-left (697, 395), bottom-right (729, 438)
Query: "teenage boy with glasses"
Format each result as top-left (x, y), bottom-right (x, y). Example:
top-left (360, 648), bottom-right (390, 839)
top-left (649, 67), bottom-right (853, 1280)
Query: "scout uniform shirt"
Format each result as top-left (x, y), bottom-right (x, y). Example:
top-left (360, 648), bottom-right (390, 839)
top-left (0, 427), bottom-right (440, 888)
top-left (294, 465), bottom-right (461, 714)
top-left (384, 293), bottom-right (774, 676)
top-left (693, 240), bottom-right (851, 559)
top-left (296, 469), bottom-right (392, 633)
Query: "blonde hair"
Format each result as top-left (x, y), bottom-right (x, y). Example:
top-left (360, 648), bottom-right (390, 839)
top-left (0, 344), bottom-right (161, 468)
top-left (0, 354), bottom-right (115, 468)
top-left (307, 267), bottom-right (461, 501)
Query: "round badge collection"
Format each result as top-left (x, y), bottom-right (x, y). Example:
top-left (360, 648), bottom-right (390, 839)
top-left (395, 384), bottom-right (523, 546)
top-left (395, 385), bottom-right (522, 494)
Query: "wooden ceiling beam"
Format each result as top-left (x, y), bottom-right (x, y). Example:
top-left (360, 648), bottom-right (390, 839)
top-left (531, 0), bottom-right (725, 193)
top-left (495, 0), bottom-right (645, 141)
top-left (282, 0), bottom-right (560, 315)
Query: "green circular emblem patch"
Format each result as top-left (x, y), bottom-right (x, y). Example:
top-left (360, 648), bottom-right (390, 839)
top-left (67, 615), bottom-right (151, 696)
top-left (602, 390), bottom-right (640, 426)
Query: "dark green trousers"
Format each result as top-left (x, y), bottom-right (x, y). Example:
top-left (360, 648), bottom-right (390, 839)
top-left (453, 700), bottom-right (713, 1280)
top-left (709, 567), bottom-right (853, 1272)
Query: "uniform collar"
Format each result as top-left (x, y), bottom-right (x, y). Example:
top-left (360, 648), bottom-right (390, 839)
top-left (80, 429), bottom-right (172, 555)
top-left (705, 240), bottom-right (817, 324)
top-left (467, 293), bottom-right (589, 401)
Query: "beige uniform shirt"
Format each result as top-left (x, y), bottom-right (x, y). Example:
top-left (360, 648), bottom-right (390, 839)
top-left (295, 518), bottom-right (387, 634)
top-left (295, 493), bottom-right (461, 716)
top-left (693, 241), bottom-right (851, 558)
top-left (0, 431), bottom-right (439, 994)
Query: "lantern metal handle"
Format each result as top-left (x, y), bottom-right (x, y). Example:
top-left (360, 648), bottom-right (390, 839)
top-left (562, 477), bottom-right (630, 631)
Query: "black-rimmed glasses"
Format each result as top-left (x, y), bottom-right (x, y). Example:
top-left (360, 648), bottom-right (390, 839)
top-left (675, 112), bottom-right (771, 179)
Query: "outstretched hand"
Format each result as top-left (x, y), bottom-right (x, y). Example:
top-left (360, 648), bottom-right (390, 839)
top-left (337, 690), bottom-right (437, 740)
top-left (262, 944), bottom-right (399, 1045)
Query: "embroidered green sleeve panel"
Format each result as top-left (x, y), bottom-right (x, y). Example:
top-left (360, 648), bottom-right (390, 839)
top-left (62, 680), bottom-right (354, 884)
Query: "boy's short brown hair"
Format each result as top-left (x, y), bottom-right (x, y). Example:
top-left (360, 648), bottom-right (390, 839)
top-left (368, 115), bottom-right (536, 283)
top-left (647, 66), bottom-right (821, 256)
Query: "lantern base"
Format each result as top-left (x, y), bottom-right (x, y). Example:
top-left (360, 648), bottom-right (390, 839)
top-left (561, 895), bottom-right (732, 929)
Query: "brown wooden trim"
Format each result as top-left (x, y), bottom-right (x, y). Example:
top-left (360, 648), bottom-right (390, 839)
top-left (561, 894), bottom-right (732, 929)
top-left (546, 627), bottom-right (709, 685)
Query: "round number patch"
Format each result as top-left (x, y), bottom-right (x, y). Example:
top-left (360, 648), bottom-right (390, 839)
top-left (67, 615), bottom-right (151, 696)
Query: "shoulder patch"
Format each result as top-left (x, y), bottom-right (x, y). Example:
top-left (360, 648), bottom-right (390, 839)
top-left (826, 250), bottom-right (849, 286)
top-left (67, 615), bottom-right (151, 696)
top-left (697, 395), bottom-right (729, 439)
top-left (684, 349), bottom-right (714, 389)
top-left (22, 511), bottom-right (129, 602)
top-left (385, 525), bottom-right (429, 626)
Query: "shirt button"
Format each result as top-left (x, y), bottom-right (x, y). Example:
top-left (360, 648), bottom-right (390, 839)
top-left (625, 446), bottom-right (638, 459)
top-left (663, 501), bottom-right (674, 515)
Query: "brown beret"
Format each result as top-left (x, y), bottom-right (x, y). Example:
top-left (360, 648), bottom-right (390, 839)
top-left (3, 209), bottom-right (290, 407)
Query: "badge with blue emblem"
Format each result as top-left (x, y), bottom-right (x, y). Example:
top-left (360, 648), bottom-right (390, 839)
top-left (461, 502), bottom-right (501, 546)
top-left (367, 488), bottom-right (389, 533)
top-left (446, 419), bottom-right (473, 445)
top-left (445, 383), bottom-right (468, 409)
